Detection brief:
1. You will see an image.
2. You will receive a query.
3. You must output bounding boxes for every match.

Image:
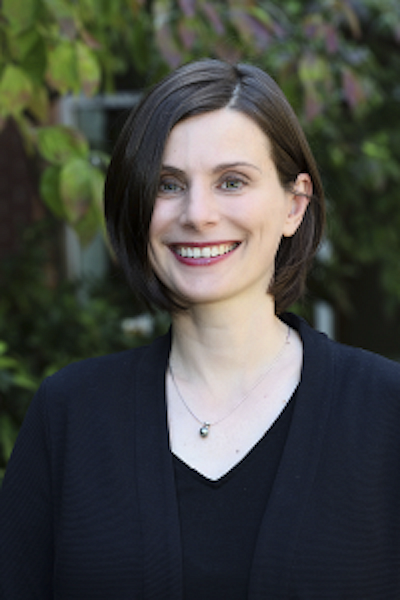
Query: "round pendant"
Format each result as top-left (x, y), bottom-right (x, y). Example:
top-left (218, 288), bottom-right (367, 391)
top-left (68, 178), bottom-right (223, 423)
top-left (199, 423), bottom-right (210, 438)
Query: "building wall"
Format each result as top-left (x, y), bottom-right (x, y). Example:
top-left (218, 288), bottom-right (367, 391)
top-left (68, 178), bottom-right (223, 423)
top-left (0, 120), bottom-right (42, 260)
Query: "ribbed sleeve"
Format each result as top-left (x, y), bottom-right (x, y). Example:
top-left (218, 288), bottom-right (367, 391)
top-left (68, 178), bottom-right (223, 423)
top-left (0, 383), bottom-right (53, 599)
top-left (0, 349), bottom-right (147, 600)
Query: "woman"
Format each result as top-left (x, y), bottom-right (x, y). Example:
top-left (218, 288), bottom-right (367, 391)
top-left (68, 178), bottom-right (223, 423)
top-left (1, 59), bottom-right (400, 599)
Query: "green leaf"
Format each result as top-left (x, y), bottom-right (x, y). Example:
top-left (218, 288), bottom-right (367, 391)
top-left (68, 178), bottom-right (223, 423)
top-left (0, 65), bottom-right (33, 117)
top-left (0, 414), bottom-right (19, 462)
top-left (40, 166), bottom-right (66, 219)
top-left (59, 158), bottom-right (104, 243)
top-left (37, 125), bottom-right (89, 165)
top-left (73, 204), bottom-right (103, 246)
top-left (248, 6), bottom-right (273, 28)
top-left (59, 158), bottom-right (94, 221)
top-left (90, 166), bottom-right (106, 234)
top-left (298, 54), bottom-right (330, 85)
top-left (42, 0), bottom-right (75, 21)
top-left (0, 356), bottom-right (19, 369)
top-left (20, 34), bottom-right (48, 83)
top-left (7, 28), bottom-right (41, 62)
top-left (90, 164), bottom-right (106, 211)
top-left (46, 41), bottom-right (78, 94)
top-left (76, 42), bottom-right (101, 96)
top-left (3, 0), bottom-right (39, 33)
top-left (0, 341), bottom-right (9, 356)
top-left (362, 140), bottom-right (391, 161)
top-left (12, 373), bottom-right (38, 390)
top-left (27, 85), bottom-right (50, 123)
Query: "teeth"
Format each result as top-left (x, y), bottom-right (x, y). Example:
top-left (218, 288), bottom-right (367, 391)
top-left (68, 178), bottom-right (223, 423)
top-left (175, 243), bottom-right (238, 259)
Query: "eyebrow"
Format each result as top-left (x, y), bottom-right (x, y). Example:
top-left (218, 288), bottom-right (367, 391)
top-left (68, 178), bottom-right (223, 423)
top-left (160, 161), bottom-right (262, 175)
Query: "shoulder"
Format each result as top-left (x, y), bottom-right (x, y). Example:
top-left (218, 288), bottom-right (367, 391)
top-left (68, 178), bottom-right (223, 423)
top-left (332, 337), bottom-right (400, 386)
top-left (327, 340), bottom-right (400, 419)
top-left (36, 330), bottom-right (171, 415)
top-left (284, 312), bottom-right (400, 397)
top-left (49, 345), bottom-right (145, 383)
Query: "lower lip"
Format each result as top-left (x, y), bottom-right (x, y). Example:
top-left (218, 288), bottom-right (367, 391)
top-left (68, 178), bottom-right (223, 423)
top-left (170, 245), bottom-right (240, 266)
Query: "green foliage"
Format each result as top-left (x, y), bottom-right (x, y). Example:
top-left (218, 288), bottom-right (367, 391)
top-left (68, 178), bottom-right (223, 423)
top-left (37, 125), bottom-right (89, 164)
top-left (35, 126), bottom-right (106, 244)
top-left (0, 0), bottom-right (153, 244)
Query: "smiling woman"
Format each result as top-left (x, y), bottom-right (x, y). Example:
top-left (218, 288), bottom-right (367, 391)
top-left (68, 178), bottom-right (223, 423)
top-left (1, 59), bottom-right (400, 600)
top-left (148, 108), bottom-right (311, 308)
top-left (105, 59), bottom-right (324, 314)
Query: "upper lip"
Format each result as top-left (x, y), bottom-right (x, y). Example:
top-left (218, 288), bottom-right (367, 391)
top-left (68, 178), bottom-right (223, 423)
top-left (169, 241), bottom-right (240, 248)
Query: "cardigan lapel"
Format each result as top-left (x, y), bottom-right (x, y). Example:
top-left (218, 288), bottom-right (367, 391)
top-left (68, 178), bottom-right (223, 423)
top-left (133, 330), bottom-right (184, 600)
top-left (248, 315), bottom-right (336, 598)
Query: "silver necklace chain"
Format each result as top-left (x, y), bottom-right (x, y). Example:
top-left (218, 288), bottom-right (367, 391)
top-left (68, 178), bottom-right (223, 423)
top-left (168, 325), bottom-right (291, 438)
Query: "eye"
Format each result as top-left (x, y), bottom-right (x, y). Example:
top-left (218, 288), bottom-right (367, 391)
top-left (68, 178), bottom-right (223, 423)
top-left (219, 175), bottom-right (247, 191)
top-left (158, 177), bottom-right (185, 195)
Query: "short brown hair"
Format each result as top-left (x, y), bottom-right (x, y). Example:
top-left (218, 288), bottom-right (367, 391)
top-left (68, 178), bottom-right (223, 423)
top-left (104, 59), bottom-right (325, 314)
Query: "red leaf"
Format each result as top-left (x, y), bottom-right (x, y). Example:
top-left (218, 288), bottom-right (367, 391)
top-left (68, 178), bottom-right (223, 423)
top-left (214, 41), bottom-right (241, 63)
top-left (156, 25), bottom-right (183, 69)
top-left (325, 24), bottom-right (338, 54)
top-left (342, 69), bottom-right (364, 108)
top-left (178, 22), bottom-right (197, 50)
top-left (245, 15), bottom-right (271, 50)
top-left (178, 0), bottom-right (196, 18)
top-left (201, 3), bottom-right (225, 35)
top-left (304, 87), bottom-right (322, 121)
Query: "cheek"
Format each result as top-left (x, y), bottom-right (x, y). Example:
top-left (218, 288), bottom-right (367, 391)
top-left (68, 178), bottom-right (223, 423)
top-left (148, 200), bottom-right (174, 241)
top-left (147, 211), bottom-right (170, 271)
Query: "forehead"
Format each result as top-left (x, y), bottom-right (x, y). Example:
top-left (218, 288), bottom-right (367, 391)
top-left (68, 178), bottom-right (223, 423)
top-left (162, 108), bottom-right (272, 167)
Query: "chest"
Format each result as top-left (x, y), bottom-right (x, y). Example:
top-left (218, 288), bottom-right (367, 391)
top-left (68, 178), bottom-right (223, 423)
top-left (167, 349), bottom-right (302, 480)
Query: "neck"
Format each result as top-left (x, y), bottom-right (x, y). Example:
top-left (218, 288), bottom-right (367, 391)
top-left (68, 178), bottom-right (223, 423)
top-left (170, 295), bottom-right (288, 395)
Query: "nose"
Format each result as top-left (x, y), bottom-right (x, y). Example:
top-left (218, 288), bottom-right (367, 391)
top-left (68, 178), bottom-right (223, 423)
top-left (179, 182), bottom-right (219, 230)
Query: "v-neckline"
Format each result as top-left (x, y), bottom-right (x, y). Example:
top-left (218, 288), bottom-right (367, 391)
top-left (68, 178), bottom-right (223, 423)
top-left (171, 389), bottom-right (298, 485)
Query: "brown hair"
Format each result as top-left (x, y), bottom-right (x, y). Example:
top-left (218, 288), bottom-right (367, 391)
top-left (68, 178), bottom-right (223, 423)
top-left (104, 59), bottom-right (325, 314)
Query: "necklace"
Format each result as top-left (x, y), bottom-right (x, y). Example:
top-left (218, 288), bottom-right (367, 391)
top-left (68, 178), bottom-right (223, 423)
top-left (168, 325), bottom-right (291, 438)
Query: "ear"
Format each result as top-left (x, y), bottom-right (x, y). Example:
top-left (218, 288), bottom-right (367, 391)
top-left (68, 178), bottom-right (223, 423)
top-left (282, 173), bottom-right (312, 238)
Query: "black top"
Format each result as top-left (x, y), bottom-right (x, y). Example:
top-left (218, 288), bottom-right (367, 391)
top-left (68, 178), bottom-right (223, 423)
top-left (174, 395), bottom-right (296, 600)
top-left (2, 314), bottom-right (400, 599)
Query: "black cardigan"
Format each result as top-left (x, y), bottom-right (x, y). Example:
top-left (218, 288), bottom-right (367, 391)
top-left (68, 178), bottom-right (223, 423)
top-left (1, 314), bottom-right (400, 599)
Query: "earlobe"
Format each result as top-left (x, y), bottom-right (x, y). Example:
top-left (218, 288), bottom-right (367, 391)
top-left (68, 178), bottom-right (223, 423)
top-left (283, 173), bottom-right (312, 238)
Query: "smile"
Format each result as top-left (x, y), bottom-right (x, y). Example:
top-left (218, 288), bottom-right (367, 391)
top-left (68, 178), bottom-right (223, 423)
top-left (173, 243), bottom-right (240, 259)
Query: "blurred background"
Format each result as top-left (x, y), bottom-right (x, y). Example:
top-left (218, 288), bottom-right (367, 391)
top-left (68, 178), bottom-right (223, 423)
top-left (1, 0), bottom-right (400, 479)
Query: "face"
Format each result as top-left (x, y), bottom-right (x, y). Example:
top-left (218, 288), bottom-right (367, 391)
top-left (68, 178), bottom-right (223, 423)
top-left (148, 108), bottom-right (310, 309)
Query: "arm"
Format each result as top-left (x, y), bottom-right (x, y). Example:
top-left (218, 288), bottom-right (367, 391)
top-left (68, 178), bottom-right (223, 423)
top-left (0, 383), bottom-right (53, 599)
